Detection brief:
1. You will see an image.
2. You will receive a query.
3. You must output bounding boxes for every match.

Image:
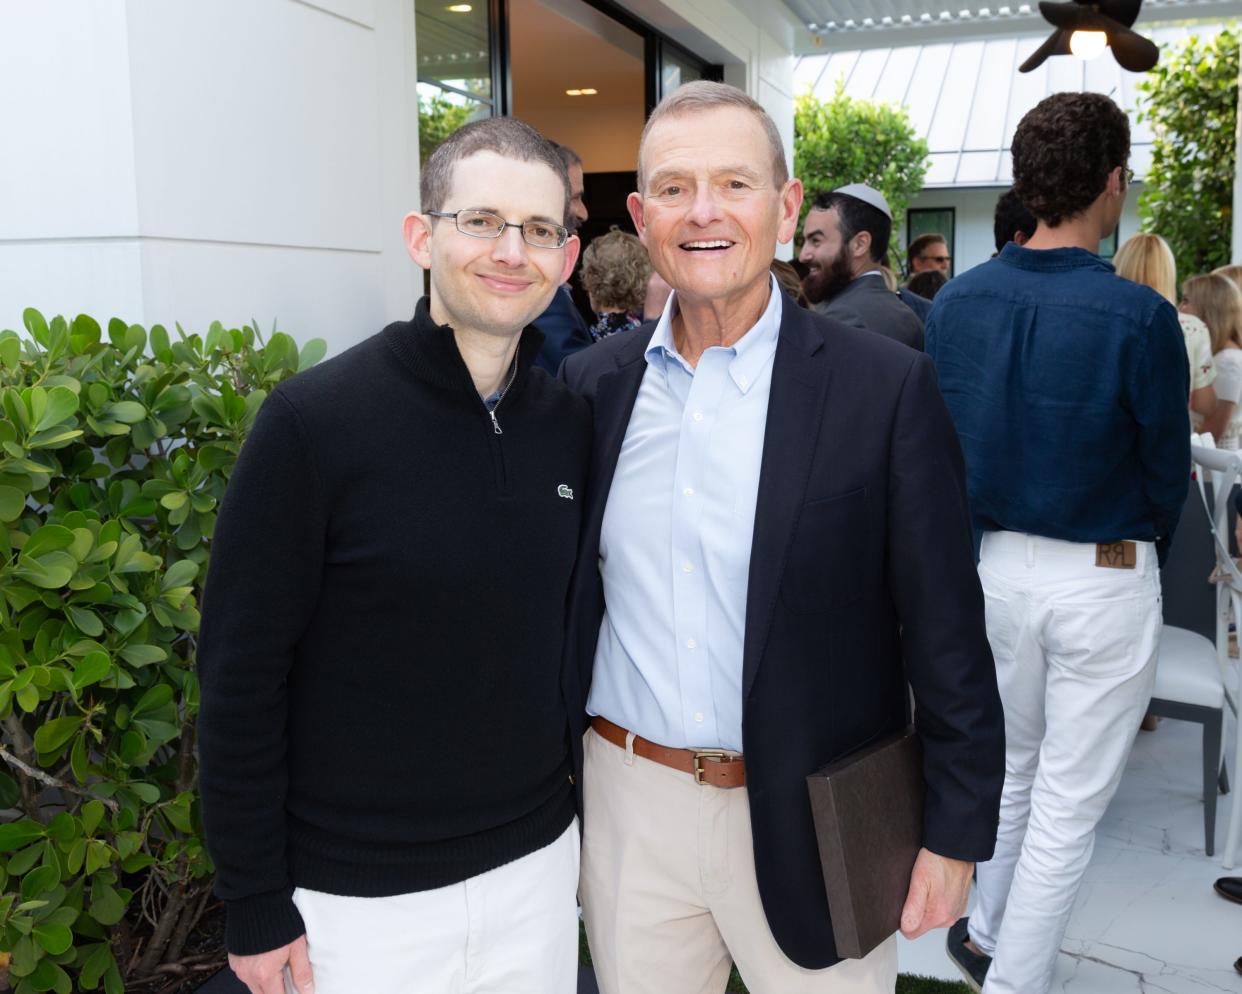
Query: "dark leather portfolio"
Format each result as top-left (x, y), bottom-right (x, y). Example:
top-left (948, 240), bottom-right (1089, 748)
top-left (805, 727), bottom-right (924, 959)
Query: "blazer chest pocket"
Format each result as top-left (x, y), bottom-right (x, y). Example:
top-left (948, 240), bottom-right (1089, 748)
top-left (779, 487), bottom-right (869, 615)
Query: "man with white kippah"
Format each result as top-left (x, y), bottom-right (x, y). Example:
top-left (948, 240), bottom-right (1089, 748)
top-left (798, 183), bottom-right (925, 350)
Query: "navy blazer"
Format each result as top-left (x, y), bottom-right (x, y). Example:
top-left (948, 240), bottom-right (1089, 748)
top-left (560, 292), bottom-right (1004, 970)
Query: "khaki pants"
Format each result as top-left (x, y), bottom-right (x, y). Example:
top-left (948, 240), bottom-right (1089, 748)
top-left (580, 727), bottom-right (898, 994)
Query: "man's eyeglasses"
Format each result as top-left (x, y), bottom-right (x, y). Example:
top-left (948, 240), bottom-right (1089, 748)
top-left (1124, 167), bottom-right (1135, 186)
top-left (426, 209), bottom-right (569, 249)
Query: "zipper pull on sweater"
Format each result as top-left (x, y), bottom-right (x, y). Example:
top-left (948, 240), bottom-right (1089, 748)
top-left (489, 409), bottom-right (503, 435)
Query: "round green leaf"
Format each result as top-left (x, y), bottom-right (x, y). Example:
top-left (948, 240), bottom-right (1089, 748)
top-left (36, 387), bottom-right (78, 431)
top-left (88, 883), bottom-right (127, 926)
top-left (0, 484), bottom-right (25, 521)
top-left (0, 820), bottom-right (45, 852)
top-left (65, 606), bottom-right (103, 638)
top-left (21, 525), bottom-right (75, 561)
top-left (103, 401), bottom-right (146, 425)
top-left (33, 715), bottom-right (80, 755)
top-left (32, 921), bottom-right (72, 955)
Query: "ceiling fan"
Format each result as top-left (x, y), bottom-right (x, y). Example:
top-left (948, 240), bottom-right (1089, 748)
top-left (1019, 0), bottom-right (1160, 73)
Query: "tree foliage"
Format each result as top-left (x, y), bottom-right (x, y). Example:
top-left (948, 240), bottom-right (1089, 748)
top-left (794, 83), bottom-right (930, 261)
top-left (0, 310), bottom-right (323, 992)
top-left (1138, 29), bottom-right (1239, 280)
top-left (418, 90), bottom-right (476, 167)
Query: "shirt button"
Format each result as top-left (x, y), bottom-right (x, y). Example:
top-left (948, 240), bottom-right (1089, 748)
top-left (694, 712), bottom-right (704, 723)
top-left (686, 638), bottom-right (697, 649)
top-left (682, 562), bottom-right (694, 573)
top-left (692, 411), bottom-right (704, 422)
top-left (683, 487), bottom-right (695, 497)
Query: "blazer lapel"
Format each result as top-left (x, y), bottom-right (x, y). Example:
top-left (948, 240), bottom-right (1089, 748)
top-left (584, 334), bottom-right (649, 545)
top-left (742, 306), bottom-right (831, 700)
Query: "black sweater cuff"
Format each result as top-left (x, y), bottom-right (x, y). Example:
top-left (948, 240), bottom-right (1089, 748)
top-left (225, 888), bottom-right (306, 956)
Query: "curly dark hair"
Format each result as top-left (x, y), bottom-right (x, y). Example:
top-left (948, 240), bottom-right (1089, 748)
top-left (1011, 92), bottom-right (1129, 228)
top-left (581, 226), bottom-right (652, 314)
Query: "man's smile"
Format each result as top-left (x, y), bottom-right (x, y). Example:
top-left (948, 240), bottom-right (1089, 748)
top-left (476, 272), bottom-right (535, 293)
top-left (680, 239), bottom-right (735, 252)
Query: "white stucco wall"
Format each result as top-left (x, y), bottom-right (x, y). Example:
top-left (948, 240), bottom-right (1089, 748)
top-left (906, 184), bottom-right (1145, 278)
top-left (0, 0), bottom-right (794, 344)
top-left (0, 0), bottom-right (421, 356)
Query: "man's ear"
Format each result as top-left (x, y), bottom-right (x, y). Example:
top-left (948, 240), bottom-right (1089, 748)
top-left (560, 235), bottom-right (582, 285)
top-left (852, 230), bottom-right (873, 261)
top-left (627, 192), bottom-right (647, 245)
top-left (776, 178), bottom-right (805, 245)
top-left (403, 212), bottom-right (433, 270)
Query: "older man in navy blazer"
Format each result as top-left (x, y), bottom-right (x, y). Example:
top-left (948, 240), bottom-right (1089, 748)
top-left (561, 81), bottom-right (1004, 994)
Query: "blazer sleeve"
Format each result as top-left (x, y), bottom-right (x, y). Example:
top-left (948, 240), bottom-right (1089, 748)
top-left (885, 353), bottom-right (1005, 861)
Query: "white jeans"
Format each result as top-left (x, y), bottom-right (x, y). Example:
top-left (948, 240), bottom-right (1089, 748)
top-left (970, 533), bottom-right (1160, 994)
top-left (287, 820), bottom-right (580, 994)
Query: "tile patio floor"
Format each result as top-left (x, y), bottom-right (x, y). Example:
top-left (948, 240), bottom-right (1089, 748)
top-left (898, 713), bottom-right (1242, 992)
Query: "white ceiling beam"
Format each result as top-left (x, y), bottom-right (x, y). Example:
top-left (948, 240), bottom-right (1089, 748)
top-left (789, 0), bottom-right (1242, 54)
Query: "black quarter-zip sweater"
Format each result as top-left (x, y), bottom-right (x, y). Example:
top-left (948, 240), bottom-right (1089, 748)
top-left (197, 298), bottom-right (591, 956)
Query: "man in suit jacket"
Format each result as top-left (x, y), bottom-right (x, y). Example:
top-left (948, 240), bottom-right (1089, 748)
top-left (561, 81), bottom-right (1004, 994)
top-left (799, 185), bottom-right (925, 350)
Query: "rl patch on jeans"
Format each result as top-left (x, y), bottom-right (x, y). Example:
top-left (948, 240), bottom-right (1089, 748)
top-left (1095, 541), bottom-right (1137, 569)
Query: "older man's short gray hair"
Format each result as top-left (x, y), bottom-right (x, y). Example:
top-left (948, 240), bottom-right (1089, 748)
top-left (636, 81), bottom-right (788, 190)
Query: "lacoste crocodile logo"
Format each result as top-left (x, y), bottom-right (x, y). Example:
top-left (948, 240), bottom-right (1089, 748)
top-left (558, 484), bottom-right (574, 500)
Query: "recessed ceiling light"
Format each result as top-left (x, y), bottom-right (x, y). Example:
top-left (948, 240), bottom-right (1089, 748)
top-left (447, 3), bottom-right (472, 11)
top-left (566, 89), bottom-right (582, 96)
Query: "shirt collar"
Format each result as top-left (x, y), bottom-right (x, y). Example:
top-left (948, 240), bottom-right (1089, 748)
top-left (643, 275), bottom-right (783, 393)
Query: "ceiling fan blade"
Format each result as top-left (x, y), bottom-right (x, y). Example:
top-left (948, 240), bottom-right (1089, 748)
top-left (1019, 29), bottom-right (1070, 73)
top-left (1110, 27), bottom-right (1160, 71)
top-left (1099, 0), bottom-right (1142, 28)
top-left (1039, 1), bottom-right (1086, 30)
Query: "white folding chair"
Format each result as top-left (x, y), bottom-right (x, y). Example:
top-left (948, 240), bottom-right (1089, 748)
top-left (1180, 438), bottom-right (1242, 862)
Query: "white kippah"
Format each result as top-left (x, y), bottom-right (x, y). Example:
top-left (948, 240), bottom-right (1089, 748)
top-left (832, 183), bottom-right (892, 220)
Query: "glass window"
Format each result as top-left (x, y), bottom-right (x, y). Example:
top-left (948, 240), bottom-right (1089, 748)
top-left (907, 208), bottom-right (956, 278)
top-left (416, 1), bottom-right (494, 165)
top-left (660, 45), bottom-right (707, 98)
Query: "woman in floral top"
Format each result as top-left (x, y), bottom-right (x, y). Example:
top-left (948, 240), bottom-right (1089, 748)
top-left (581, 226), bottom-right (651, 342)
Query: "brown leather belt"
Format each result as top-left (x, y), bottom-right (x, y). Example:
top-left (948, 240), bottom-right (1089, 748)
top-left (591, 716), bottom-right (746, 788)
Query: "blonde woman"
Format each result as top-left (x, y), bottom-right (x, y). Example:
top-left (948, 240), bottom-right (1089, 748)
top-left (1213, 263), bottom-right (1242, 292)
top-left (1115, 233), bottom-right (1216, 420)
top-left (1183, 273), bottom-right (1242, 448)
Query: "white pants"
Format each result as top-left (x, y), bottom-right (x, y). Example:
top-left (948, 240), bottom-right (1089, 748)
top-left (970, 533), bottom-right (1160, 994)
top-left (287, 820), bottom-right (580, 994)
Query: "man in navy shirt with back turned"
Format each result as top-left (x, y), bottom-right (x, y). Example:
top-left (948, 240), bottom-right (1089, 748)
top-left (928, 92), bottom-right (1189, 994)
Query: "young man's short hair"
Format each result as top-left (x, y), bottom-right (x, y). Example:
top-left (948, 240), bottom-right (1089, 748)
top-left (810, 190), bottom-right (891, 264)
top-left (907, 233), bottom-right (947, 273)
top-left (421, 117), bottom-right (571, 224)
top-left (993, 189), bottom-right (1037, 253)
top-left (1012, 92), bottom-right (1130, 228)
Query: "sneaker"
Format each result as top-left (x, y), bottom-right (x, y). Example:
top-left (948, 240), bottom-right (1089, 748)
top-left (946, 917), bottom-right (991, 993)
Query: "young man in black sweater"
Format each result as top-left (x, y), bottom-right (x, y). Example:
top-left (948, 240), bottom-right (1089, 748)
top-left (197, 117), bottom-right (589, 994)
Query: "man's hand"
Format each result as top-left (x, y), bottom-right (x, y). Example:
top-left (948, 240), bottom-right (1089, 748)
top-left (229, 935), bottom-right (313, 994)
top-left (899, 848), bottom-right (974, 940)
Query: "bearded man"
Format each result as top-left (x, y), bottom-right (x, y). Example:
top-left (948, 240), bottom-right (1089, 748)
top-left (798, 184), bottom-right (924, 350)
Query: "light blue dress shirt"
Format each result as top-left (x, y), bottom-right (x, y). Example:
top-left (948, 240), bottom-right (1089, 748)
top-left (586, 278), bottom-right (783, 751)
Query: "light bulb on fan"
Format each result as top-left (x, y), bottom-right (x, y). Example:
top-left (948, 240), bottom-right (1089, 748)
top-left (1069, 30), bottom-right (1109, 60)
